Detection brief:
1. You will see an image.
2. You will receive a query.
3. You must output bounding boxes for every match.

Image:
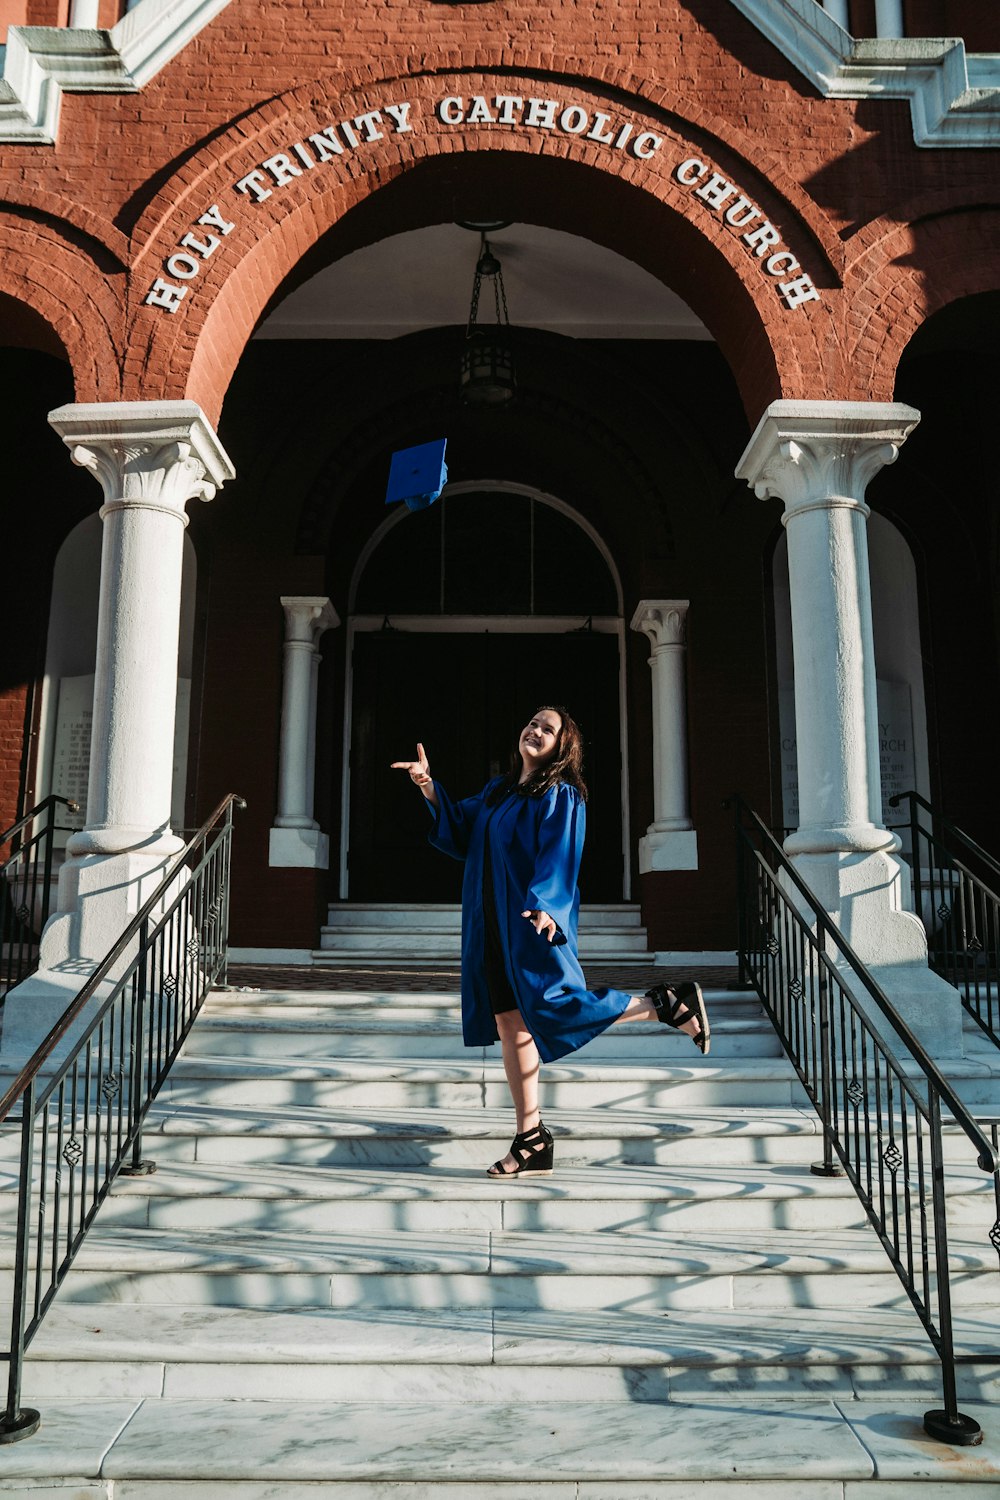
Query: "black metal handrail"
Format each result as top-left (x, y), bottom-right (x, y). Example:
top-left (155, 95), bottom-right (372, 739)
top-left (890, 790), bottom-right (1000, 1049)
top-left (732, 794), bottom-right (998, 1448)
top-left (0, 797), bottom-right (79, 998)
top-left (0, 792), bottom-right (245, 1444)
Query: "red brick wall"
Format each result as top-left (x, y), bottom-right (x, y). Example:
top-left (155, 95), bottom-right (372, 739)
top-left (0, 686), bottom-right (28, 846)
top-left (0, 0), bottom-right (997, 422)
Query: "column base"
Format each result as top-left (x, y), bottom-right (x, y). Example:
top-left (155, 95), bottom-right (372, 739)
top-left (1, 848), bottom-right (189, 1074)
top-left (37, 847), bottom-right (184, 971)
top-left (269, 826), bottom-right (329, 869)
top-left (785, 848), bottom-right (965, 1058)
top-left (0, 969), bottom-right (122, 1076)
top-left (638, 827), bottom-right (698, 873)
top-left (784, 824), bottom-right (901, 856)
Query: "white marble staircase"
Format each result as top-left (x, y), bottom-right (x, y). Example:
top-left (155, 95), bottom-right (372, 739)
top-left (314, 902), bottom-right (651, 964)
top-left (3, 979), bottom-right (1000, 1493)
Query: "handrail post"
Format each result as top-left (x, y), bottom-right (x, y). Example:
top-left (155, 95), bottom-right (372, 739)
top-left (908, 791), bottom-right (924, 932)
top-left (922, 1091), bottom-right (983, 1446)
top-left (39, 801), bottom-right (56, 933)
top-left (733, 797), bottom-right (749, 989)
top-left (0, 1081), bottom-right (41, 1444)
top-left (811, 927), bottom-right (843, 1177)
top-left (120, 917), bottom-right (156, 1178)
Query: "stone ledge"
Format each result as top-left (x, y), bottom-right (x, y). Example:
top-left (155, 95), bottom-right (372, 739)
top-left (0, 0), bottom-right (233, 144)
top-left (729, 0), bottom-right (1000, 147)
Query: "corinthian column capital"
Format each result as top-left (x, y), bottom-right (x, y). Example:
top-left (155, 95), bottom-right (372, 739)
top-left (630, 599), bottom-right (689, 650)
top-left (280, 596), bottom-right (340, 645)
top-left (48, 401), bottom-right (235, 520)
top-left (736, 400), bottom-right (921, 517)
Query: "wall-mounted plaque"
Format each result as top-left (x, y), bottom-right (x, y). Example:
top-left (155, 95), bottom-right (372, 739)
top-left (780, 679), bottom-right (916, 834)
top-left (51, 675), bottom-right (192, 848)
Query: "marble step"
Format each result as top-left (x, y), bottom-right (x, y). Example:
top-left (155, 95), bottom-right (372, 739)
top-left (18, 1302), bottom-right (1000, 1405)
top-left (154, 1054), bottom-right (1000, 1159)
top-left (14, 1224), bottom-right (998, 1312)
top-left (179, 1013), bottom-right (783, 1061)
top-left (10, 1395), bottom-right (1000, 1492)
top-left (204, 985), bottom-right (766, 1020)
top-left (315, 932), bottom-right (653, 958)
top-left (152, 1079), bottom-right (825, 1150)
top-left (324, 903), bottom-right (646, 930)
top-left (42, 1159), bottom-right (997, 1236)
top-left (118, 1102), bottom-right (832, 1169)
top-left (0, 1054), bottom-right (816, 1113)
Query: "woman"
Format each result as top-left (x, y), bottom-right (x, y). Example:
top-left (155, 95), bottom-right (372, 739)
top-left (392, 707), bottom-right (709, 1178)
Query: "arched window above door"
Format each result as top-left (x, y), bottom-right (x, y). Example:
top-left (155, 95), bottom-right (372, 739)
top-left (354, 489), bottom-right (618, 617)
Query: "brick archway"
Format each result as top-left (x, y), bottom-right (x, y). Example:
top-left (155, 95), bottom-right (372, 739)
top-left (843, 208), bottom-right (1000, 400)
top-left (123, 62), bottom-right (847, 425)
top-left (0, 202), bottom-right (126, 403)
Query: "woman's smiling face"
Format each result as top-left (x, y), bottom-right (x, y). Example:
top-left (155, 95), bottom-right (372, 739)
top-left (518, 709), bottom-right (563, 775)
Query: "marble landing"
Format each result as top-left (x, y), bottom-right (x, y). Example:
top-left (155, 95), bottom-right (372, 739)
top-left (3, 1398), bottom-right (1000, 1487)
top-left (19, 1302), bottom-right (1000, 1406)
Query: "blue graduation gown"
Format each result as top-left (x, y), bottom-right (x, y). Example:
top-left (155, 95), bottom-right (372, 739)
top-left (428, 778), bottom-right (632, 1063)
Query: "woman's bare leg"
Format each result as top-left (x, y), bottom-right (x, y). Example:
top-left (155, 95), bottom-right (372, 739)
top-left (614, 993), bottom-right (702, 1040)
top-left (491, 1009), bottom-right (544, 1173)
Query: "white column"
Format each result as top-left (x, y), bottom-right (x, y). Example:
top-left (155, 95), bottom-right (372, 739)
top-left (269, 596), bottom-right (339, 869)
top-left (874, 0), bottom-right (904, 38)
top-left (69, 0), bottom-right (101, 25)
top-left (737, 399), bottom-right (964, 1056)
top-left (35, 401), bottom-right (234, 966)
top-left (630, 600), bottom-right (698, 872)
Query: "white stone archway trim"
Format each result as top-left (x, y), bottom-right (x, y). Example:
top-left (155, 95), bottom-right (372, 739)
top-left (1, 0), bottom-right (235, 144)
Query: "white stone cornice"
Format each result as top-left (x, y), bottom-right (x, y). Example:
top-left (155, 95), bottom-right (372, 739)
top-left (48, 400), bottom-right (235, 515)
top-left (0, 0), bottom-right (234, 144)
top-left (630, 600), bottom-right (689, 650)
top-left (727, 0), bottom-right (1000, 147)
top-left (735, 400), bottom-right (920, 515)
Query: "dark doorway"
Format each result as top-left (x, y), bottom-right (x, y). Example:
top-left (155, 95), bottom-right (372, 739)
top-left (348, 629), bottom-right (622, 901)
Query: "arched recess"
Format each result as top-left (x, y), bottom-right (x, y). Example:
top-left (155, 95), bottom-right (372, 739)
top-left (35, 513), bottom-right (198, 843)
top-left (124, 64), bottom-right (846, 424)
top-left (772, 514), bottom-right (930, 849)
top-left (290, 328), bottom-right (679, 571)
top-left (341, 481), bottom-right (631, 903)
top-left (0, 207), bottom-right (125, 404)
top-left (883, 288), bottom-right (1000, 851)
top-left (844, 208), bottom-right (1000, 402)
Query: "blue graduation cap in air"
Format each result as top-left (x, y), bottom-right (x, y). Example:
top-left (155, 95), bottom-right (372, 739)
top-left (385, 439), bottom-right (448, 511)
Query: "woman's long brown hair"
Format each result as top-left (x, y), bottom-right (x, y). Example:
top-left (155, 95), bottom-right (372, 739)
top-left (487, 705), bottom-right (589, 803)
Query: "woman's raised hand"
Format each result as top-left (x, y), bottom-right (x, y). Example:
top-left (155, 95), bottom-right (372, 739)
top-left (391, 742), bottom-right (432, 788)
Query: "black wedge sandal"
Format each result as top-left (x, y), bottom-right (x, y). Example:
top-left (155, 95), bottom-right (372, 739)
top-left (486, 1120), bottom-right (555, 1178)
top-left (645, 980), bottom-right (711, 1055)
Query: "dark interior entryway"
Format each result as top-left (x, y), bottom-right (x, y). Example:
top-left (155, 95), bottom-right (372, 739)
top-left (348, 629), bottom-right (622, 901)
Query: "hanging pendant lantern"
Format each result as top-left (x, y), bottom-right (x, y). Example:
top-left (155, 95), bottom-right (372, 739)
top-left (460, 234), bottom-right (517, 408)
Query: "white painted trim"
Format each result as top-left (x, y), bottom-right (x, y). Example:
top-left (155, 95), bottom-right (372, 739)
top-left (341, 481), bottom-right (631, 901)
top-left (728, 0), bottom-right (1000, 147)
top-left (1, 0), bottom-right (233, 143)
top-left (2, 1), bottom-right (997, 147)
top-left (347, 480), bottom-right (624, 616)
top-left (351, 613), bottom-right (620, 635)
top-left (654, 950), bottom-right (740, 967)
